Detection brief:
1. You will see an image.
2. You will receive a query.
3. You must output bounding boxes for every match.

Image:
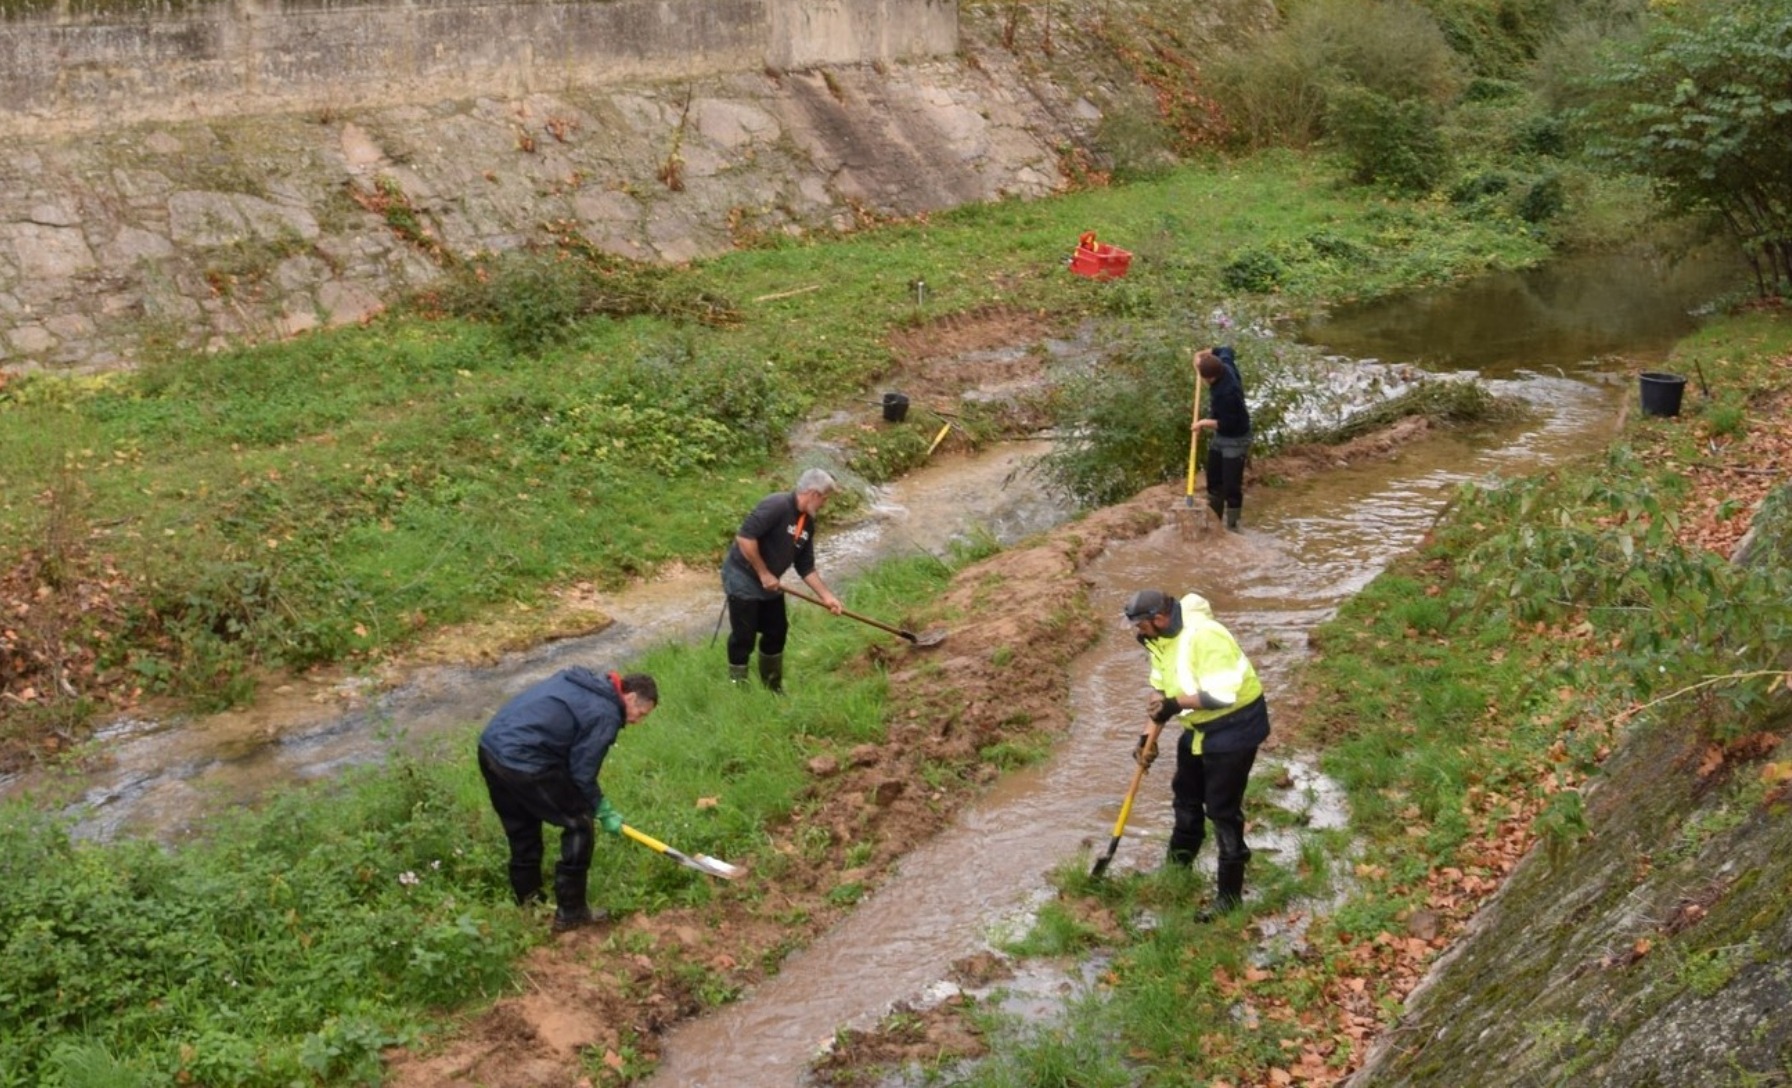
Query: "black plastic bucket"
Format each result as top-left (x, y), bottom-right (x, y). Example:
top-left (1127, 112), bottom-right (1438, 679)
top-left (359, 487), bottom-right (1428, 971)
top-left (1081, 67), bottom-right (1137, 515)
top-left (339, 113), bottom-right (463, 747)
top-left (881, 392), bottom-right (910, 423)
top-left (1639, 372), bottom-right (1687, 418)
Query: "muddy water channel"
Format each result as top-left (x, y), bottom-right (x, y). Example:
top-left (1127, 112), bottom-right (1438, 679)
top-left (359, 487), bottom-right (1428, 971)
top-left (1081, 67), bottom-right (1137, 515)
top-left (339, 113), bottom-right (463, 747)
top-left (1, 443), bottom-right (1072, 842)
top-left (3, 249), bottom-right (1740, 1082)
top-left (646, 250), bottom-right (1743, 1087)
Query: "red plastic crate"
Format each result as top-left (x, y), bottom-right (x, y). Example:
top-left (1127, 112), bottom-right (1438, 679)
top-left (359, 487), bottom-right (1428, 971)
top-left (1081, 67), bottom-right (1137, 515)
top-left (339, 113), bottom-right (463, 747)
top-left (1069, 231), bottom-right (1132, 279)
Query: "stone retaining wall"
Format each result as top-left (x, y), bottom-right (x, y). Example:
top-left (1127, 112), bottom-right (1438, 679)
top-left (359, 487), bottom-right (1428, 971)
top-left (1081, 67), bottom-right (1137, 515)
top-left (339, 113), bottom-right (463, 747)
top-left (1, 0), bottom-right (1000, 372)
top-left (2, 0), bottom-right (957, 133)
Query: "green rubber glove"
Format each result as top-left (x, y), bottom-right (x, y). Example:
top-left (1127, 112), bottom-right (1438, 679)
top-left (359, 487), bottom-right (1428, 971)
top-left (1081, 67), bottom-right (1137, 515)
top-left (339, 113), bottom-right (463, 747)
top-left (596, 798), bottom-right (623, 836)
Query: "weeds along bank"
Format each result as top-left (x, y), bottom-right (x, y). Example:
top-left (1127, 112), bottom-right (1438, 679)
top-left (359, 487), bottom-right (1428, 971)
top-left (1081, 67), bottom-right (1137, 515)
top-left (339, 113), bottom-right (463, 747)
top-left (0, 482), bottom-right (1180, 1087)
top-left (0, 155), bottom-right (1547, 764)
top-left (1329, 313), bottom-right (1792, 1087)
top-left (903, 309), bottom-right (1792, 1088)
top-left (1, 0), bottom-right (1722, 738)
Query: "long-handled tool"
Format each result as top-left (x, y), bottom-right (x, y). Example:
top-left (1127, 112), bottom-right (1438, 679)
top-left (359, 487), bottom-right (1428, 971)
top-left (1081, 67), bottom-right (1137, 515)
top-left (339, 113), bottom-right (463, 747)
top-left (1186, 362), bottom-right (1205, 510)
top-left (779, 584), bottom-right (948, 647)
top-left (621, 824), bottom-right (746, 880)
top-left (1176, 354), bottom-right (1215, 537)
top-left (1090, 720), bottom-right (1166, 878)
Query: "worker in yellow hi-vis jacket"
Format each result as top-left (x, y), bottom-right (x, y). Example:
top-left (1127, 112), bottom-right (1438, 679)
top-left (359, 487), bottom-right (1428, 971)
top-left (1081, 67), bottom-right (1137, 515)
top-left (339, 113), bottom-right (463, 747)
top-left (1123, 588), bottom-right (1271, 915)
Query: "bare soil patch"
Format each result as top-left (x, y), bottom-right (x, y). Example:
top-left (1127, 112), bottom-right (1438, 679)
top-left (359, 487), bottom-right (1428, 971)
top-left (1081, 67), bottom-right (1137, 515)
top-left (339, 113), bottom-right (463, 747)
top-left (880, 305), bottom-right (1061, 435)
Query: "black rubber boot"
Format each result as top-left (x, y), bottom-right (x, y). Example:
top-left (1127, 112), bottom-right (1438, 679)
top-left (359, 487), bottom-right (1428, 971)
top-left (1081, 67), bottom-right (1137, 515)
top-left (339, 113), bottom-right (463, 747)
top-left (552, 905), bottom-right (609, 932)
top-left (551, 866), bottom-right (606, 931)
top-left (1165, 826), bottom-right (1204, 868)
top-left (508, 864), bottom-right (545, 907)
top-left (758, 652), bottom-right (784, 694)
top-left (1213, 860), bottom-right (1246, 914)
top-left (1225, 507), bottom-right (1241, 533)
top-left (729, 662), bottom-right (749, 687)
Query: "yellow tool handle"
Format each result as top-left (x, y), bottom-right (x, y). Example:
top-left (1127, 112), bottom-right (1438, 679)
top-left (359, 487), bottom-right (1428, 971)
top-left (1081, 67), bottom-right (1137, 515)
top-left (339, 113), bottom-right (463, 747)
top-left (1186, 360), bottom-right (1205, 498)
top-left (1109, 719), bottom-right (1166, 836)
top-left (621, 824), bottom-right (668, 853)
top-left (926, 420), bottom-right (952, 457)
top-left (1109, 766), bottom-right (1145, 837)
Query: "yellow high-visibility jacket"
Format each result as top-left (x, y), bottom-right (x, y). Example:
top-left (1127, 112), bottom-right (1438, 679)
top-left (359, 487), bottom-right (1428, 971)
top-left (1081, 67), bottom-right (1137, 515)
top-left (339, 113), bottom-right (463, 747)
top-left (1142, 593), bottom-right (1267, 756)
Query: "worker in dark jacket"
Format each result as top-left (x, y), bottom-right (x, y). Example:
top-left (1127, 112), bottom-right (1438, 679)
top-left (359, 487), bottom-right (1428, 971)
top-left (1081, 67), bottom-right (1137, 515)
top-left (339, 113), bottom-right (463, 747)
top-left (1194, 345), bottom-right (1252, 531)
top-left (721, 467), bottom-right (843, 692)
top-left (477, 667), bottom-right (658, 931)
top-left (1125, 588), bottom-right (1270, 916)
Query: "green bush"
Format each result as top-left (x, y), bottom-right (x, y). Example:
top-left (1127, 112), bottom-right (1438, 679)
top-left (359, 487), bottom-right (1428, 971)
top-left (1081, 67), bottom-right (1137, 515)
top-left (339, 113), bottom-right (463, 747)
top-left (1517, 174), bottom-right (1566, 224)
top-left (1091, 97), bottom-right (1181, 181)
top-left (1200, 31), bottom-right (1331, 150)
top-left (1450, 170), bottom-right (1513, 205)
top-left (1203, 0), bottom-right (1461, 150)
top-left (1221, 248), bottom-right (1287, 292)
top-left (425, 249), bottom-right (740, 355)
top-left (1425, 0), bottom-right (1562, 75)
top-left (1329, 86), bottom-right (1451, 194)
top-left (1461, 75), bottom-right (1523, 102)
top-left (1513, 112), bottom-right (1568, 157)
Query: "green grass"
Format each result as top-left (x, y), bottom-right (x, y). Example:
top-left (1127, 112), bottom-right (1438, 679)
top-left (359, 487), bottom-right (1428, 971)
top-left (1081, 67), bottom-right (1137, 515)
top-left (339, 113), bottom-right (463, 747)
top-left (0, 554), bottom-right (946, 1088)
top-left (953, 305), bottom-right (1792, 1088)
top-left (0, 153), bottom-right (1549, 718)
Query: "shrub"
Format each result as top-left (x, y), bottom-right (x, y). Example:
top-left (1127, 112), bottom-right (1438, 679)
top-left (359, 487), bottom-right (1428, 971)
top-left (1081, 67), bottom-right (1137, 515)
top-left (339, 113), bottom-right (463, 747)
top-left (1329, 86), bottom-right (1451, 194)
top-left (1513, 113), bottom-right (1568, 157)
top-left (1201, 0), bottom-right (1461, 151)
top-left (1450, 170), bottom-right (1512, 205)
top-left (1221, 248), bottom-right (1287, 293)
top-left (1517, 174), bottom-right (1566, 224)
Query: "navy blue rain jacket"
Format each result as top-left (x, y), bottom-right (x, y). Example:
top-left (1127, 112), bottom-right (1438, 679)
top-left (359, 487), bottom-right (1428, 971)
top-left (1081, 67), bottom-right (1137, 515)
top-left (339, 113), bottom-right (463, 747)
top-left (1207, 345), bottom-right (1251, 439)
top-left (478, 666), bottom-right (624, 812)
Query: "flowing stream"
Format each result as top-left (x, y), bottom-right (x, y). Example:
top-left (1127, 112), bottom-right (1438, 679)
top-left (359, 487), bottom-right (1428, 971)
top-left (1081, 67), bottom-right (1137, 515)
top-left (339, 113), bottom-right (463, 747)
top-left (1, 247), bottom-right (1743, 1084)
top-left (644, 249), bottom-right (1744, 1087)
top-left (0, 442), bottom-right (1071, 842)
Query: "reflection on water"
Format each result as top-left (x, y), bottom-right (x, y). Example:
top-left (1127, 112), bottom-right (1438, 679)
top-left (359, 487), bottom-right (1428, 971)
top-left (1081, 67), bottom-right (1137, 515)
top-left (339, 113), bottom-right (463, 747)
top-left (1300, 247), bottom-right (1745, 377)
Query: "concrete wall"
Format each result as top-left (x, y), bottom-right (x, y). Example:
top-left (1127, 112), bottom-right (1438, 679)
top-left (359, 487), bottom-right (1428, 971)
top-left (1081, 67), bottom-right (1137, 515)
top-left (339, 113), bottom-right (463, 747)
top-left (0, 0), bottom-right (958, 133)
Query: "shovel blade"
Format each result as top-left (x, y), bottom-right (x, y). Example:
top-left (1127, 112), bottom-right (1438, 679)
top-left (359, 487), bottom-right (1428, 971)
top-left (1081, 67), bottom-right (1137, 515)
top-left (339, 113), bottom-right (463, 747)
top-left (692, 853), bottom-right (748, 881)
top-left (1090, 835), bottom-right (1122, 878)
top-left (666, 845), bottom-right (747, 881)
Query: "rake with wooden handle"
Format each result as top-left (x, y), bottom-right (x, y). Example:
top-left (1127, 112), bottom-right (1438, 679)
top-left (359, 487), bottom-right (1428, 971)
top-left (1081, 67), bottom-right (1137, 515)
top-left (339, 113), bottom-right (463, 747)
top-left (779, 584), bottom-right (947, 647)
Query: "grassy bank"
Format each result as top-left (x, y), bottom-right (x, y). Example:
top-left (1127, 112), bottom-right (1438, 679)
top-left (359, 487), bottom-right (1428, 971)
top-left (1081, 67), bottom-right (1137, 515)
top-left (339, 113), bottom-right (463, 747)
top-left (919, 309), bottom-right (1792, 1085)
top-left (0, 152), bottom-right (1547, 747)
top-left (0, 553), bottom-right (959, 1087)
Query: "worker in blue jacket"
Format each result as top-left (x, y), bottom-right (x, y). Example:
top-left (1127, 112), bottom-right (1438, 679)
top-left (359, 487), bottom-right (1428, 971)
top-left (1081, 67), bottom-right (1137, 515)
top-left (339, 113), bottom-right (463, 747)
top-left (477, 666), bottom-right (659, 931)
top-left (1125, 588), bottom-right (1271, 915)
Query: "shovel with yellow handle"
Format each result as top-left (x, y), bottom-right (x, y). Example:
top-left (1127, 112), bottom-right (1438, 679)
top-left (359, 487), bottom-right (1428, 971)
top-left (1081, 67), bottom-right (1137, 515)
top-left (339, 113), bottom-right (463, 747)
top-left (621, 824), bottom-right (747, 880)
top-left (1177, 352), bottom-right (1216, 537)
top-left (1090, 719), bottom-right (1167, 878)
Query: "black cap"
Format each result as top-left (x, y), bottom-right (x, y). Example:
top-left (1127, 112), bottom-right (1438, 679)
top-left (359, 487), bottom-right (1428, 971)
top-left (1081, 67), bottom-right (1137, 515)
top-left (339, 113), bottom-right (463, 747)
top-left (1123, 589), bottom-right (1172, 623)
